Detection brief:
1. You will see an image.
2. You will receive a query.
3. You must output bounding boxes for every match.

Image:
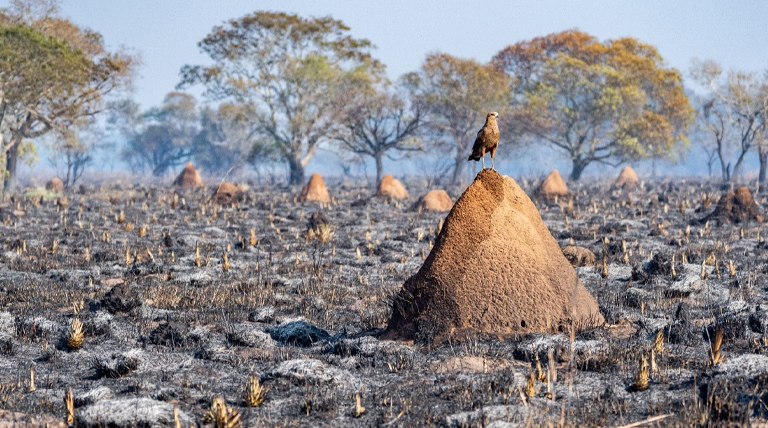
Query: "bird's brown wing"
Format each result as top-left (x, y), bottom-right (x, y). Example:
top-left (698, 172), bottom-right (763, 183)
top-left (468, 128), bottom-right (488, 161)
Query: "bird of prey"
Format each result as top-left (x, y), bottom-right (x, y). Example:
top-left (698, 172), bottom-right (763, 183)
top-left (467, 112), bottom-right (500, 170)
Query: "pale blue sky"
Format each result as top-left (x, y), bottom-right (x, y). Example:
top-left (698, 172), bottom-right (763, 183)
top-left (5, 0), bottom-right (768, 180)
top-left (40, 0), bottom-right (768, 109)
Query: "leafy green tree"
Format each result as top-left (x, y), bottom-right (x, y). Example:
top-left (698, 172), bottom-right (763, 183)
top-left (492, 30), bottom-right (693, 181)
top-left (689, 60), bottom-right (768, 183)
top-left (335, 76), bottom-right (422, 183)
top-left (406, 53), bottom-right (510, 184)
top-left (0, 1), bottom-right (135, 191)
top-left (118, 92), bottom-right (199, 176)
top-left (179, 11), bottom-right (377, 184)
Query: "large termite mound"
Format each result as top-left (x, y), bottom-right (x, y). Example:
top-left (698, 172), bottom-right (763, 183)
top-left (411, 190), bottom-right (453, 212)
top-left (45, 177), bottom-right (65, 192)
top-left (376, 174), bottom-right (409, 199)
top-left (211, 182), bottom-right (244, 205)
top-left (704, 187), bottom-right (764, 224)
top-left (382, 169), bottom-right (604, 343)
top-left (173, 163), bottom-right (204, 189)
top-left (537, 170), bottom-right (569, 201)
top-left (614, 166), bottom-right (640, 190)
top-left (298, 173), bottom-right (331, 204)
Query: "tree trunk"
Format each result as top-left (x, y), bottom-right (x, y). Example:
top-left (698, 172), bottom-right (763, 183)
top-left (730, 150), bottom-right (749, 182)
top-left (718, 149), bottom-right (729, 182)
top-left (3, 141), bottom-right (19, 193)
top-left (569, 158), bottom-right (588, 182)
top-left (288, 154), bottom-right (305, 185)
top-left (374, 153), bottom-right (384, 184)
top-left (451, 152), bottom-right (467, 185)
top-left (759, 146), bottom-right (768, 185)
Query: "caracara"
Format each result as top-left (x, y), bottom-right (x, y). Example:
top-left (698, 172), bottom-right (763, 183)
top-left (467, 112), bottom-right (500, 170)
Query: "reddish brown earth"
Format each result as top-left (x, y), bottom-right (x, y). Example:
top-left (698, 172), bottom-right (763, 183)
top-left (562, 245), bottom-right (597, 267)
top-left (537, 170), bottom-right (569, 201)
top-left (705, 186), bottom-right (764, 224)
top-left (45, 177), bottom-right (64, 192)
top-left (211, 182), bottom-right (244, 205)
top-left (298, 173), bottom-right (331, 204)
top-left (173, 163), bottom-right (204, 189)
top-left (615, 166), bottom-right (640, 190)
top-left (383, 169), bottom-right (604, 343)
top-left (377, 174), bottom-right (409, 199)
top-left (411, 190), bottom-right (453, 212)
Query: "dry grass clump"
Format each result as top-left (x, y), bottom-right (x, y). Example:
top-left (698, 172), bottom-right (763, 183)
top-left (307, 222), bottom-right (334, 243)
top-left (64, 387), bottom-right (74, 425)
top-left (633, 355), bottom-right (649, 391)
top-left (354, 394), bottom-right (365, 417)
top-left (67, 318), bottom-right (84, 351)
top-left (653, 330), bottom-right (664, 355)
top-left (524, 369), bottom-right (536, 397)
top-left (204, 396), bottom-right (241, 428)
top-left (222, 252), bottom-right (231, 272)
top-left (28, 364), bottom-right (35, 392)
top-left (710, 327), bottom-right (724, 366)
top-left (243, 375), bottom-right (268, 407)
top-left (195, 244), bottom-right (203, 267)
top-left (534, 355), bottom-right (547, 382)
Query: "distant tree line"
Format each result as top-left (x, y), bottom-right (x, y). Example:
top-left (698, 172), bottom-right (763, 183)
top-left (2, 5), bottom-right (767, 190)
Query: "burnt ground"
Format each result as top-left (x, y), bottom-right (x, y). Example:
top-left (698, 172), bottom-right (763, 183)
top-left (0, 176), bottom-right (767, 427)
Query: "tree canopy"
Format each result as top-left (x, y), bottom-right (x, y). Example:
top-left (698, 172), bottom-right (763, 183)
top-left (408, 53), bottom-right (510, 184)
top-left (118, 92), bottom-right (199, 177)
top-left (0, 0), bottom-right (135, 190)
top-left (690, 60), bottom-right (768, 183)
top-left (335, 76), bottom-right (422, 183)
top-left (193, 103), bottom-right (259, 176)
top-left (179, 11), bottom-right (379, 184)
top-left (493, 30), bottom-right (693, 181)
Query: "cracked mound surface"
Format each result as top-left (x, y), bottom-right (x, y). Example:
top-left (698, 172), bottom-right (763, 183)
top-left (383, 169), bottom-right (604, 343)
top-left (377, 174), bottom-right (409, 199)
top-left (298, 173), bottom-right (331, 204)
top-left (173, 163), bottom-right (204, 189)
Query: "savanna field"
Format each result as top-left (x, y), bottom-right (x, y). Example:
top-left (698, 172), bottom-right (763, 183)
top-left (3, 1), bottom-right (768, 427)
top-left (1, 169), bottom-right (767, 427)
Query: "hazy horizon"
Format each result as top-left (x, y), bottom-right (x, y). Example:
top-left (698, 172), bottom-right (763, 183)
top-left (4, 0), bottom-right (768, 184)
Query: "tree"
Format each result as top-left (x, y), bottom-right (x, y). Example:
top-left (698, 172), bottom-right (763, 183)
top-left (193, 103), bottom-right (260, 176)
top-left (118, 92), bottom-right (199, 177)
top-left (690, 60), bottom-right (768, 183)
top-left (408, 53), bottom-right (510, 184)
top-left (48, 126), bottom-right (102, 187)
top-left (492, 30), bottom-right (693, 181)
top-left (335, 77), bottom-right (422, 183)
top-left (0, 0), bottom-right (135, 191)
top-left (179, 11), bottom-right (377, 184)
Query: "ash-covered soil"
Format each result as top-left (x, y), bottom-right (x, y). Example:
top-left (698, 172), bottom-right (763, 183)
top-left (0, 177), bottom-right (767, 427)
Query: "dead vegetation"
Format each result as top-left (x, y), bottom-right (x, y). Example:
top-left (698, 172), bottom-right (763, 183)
top-left (0, 177), bottom-right (766, 426)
